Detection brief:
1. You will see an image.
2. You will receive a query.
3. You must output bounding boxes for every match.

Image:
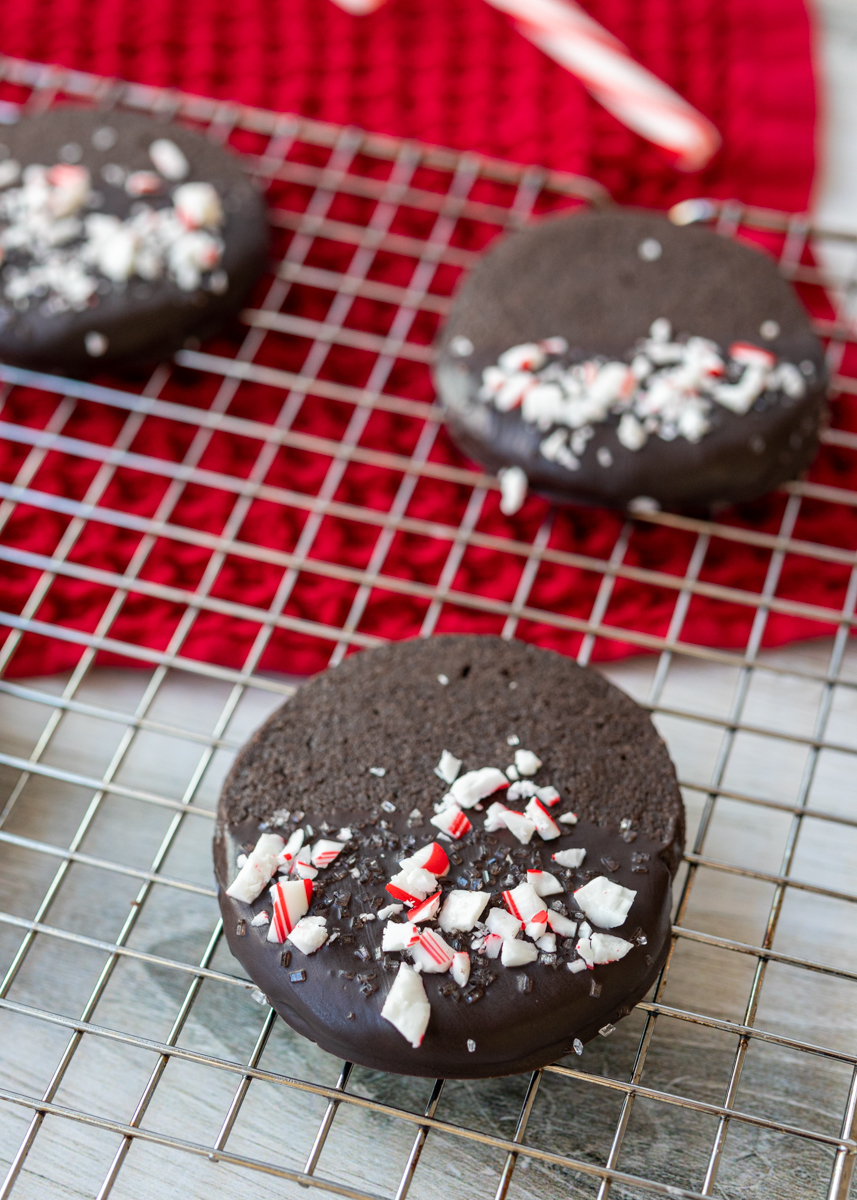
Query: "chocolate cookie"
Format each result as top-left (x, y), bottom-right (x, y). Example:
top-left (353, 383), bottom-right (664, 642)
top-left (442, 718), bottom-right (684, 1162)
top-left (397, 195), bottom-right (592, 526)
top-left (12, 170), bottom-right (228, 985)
top-left (434, 208), bottom-right (827, 513)
top-left (0, 107), bottom-right (268, 371)
top-left (214, 636), bottom-right (684, 1079)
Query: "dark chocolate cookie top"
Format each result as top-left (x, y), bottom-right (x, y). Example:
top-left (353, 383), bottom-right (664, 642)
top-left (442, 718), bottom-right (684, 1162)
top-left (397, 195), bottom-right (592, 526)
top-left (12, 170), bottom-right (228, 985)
top-left (434, 208), bottom-right (827, 511)
top-left (0, 107), bottom-right (268, 371)
top-left (214, 637), bottom-right (685, 1078)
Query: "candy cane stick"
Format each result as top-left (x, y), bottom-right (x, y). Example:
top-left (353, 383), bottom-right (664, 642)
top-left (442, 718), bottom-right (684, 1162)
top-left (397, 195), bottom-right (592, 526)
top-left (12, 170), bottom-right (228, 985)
top-left (493, 0), bottom-right (720, 170)
top-left (328, 0), bottom-right (720, 171)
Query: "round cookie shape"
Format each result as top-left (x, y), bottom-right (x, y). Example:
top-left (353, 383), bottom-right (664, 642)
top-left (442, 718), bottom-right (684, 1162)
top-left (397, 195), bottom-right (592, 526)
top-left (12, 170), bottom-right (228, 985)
top-left (0, 107), bottom-right (268, 371)
top-left (434, 208), bottom-right (827, 512)
top-left (214, 636), bottom-right (684, 1079)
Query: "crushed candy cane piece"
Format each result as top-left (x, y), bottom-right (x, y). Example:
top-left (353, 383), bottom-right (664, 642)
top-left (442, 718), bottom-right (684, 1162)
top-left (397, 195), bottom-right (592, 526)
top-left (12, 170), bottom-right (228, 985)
top-left (537, 933), bottom-right (557, 953)
top-left (467, 1038), bottom-right (476, 1052)
top-left (524, 797), bottom-right (561, 840)
top-left (567, 959), bottom-right (587, 974)
top-left (552, 848), bottom-right (586, 869)
top-left (311, 839), bottom-right (345, 868)
top-left (558, 812), bottom-right (579, 825)
top-left (506, 765), bottom-right (519, 781)
top-left (485, 803), bottom-right (536, 844)
top-left (382, 921), bottom-right (420, 952)
top-left (515, 749), bottom-right (542, 776)
top-left (409, 891), bottom-right (442, 923)
top-left (287, 915), bottom-right (328, 955)
top-left (430, 804), bottom-right (472, 839)
top-left (501, 939), bottom-right (539, 967)
top-left (527, 869), bottom-right (563, 897)
top-left (434, 749), bottom-right (462, 785)
top-left (411, 929), bottom-right (454, 973)
top-left (576, 932), bottom-right (634, 966)
top-left (295, 862), bottom-right (318, 880)
top-left (486, 907), bottom-right (522, 941)
top-left (525, 912), bottom-right (549, 939)
top-left (378, 903), bottom-right (404, 920)
top-left (399, 842), bottom-right (450, 877)
top-left (149, 137), bottom-right (189, 180)
top-left (547, 911), bottom-right (578, 938)
top-left (250, 910), bottom-right (269, 927)
top-left (481, 933), bottom-right (503, 959)
top-left (386, 865), bottom-right (438, 905)
top-left (438, 889), bottom-right (490, 932)
top-left (381, 963), bottom-right (430, 1048)
top-left (226, 833), bottom-right (285, 903)
top-left (236, 853), bottom-right (248, 868)
top-left (267, 878), bottom-right (313, 942)
top-left (503, 881), bottom-right (548, 926)
top-left (451, 951), bottom-right (471, 987)
top-left (536, 785), bottom-right (560, 806)
top-left (575, 877), bottom-right (637, 929)
top-left (337, 826), bottom-right (353, 841)
top-left (369, 766), bottom-right (386, 777)
top-left (445, 767), bottom-right (508, 809)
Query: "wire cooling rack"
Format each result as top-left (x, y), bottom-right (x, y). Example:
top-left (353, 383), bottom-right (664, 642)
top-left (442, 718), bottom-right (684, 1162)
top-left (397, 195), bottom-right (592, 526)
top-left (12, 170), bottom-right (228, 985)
top-left (1, 53), bottom-right (857, 1200)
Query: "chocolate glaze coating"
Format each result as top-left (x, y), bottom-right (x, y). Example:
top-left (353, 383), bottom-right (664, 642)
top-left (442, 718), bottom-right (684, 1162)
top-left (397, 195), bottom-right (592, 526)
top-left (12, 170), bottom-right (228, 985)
top-left (214, 636), bottom-right (684, 1078)
top-left (434, 209), bottom-right (827, 511)
top-left (0, 107), bottom-right (268, 371)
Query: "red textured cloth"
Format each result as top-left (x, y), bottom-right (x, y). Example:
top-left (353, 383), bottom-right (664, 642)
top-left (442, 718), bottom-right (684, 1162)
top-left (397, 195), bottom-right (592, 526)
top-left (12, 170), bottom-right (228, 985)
top-left (2, 0), bottom-right (850, 686)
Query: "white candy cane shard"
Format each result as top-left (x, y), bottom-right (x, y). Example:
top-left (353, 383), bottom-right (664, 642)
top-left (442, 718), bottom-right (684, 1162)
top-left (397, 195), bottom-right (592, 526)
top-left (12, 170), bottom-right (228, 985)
top-left (250, 910), bottom-right (269, 927)
top-left (430, 804), bottom-right (472, 839)
top-left (501, 939), bottom-right (539, 967)
top-left (311, 839), bottom-right (345, 868)
top-left (399, 842), bottom-right (450, 877)
top-left (337, 827), bottom-right (353, 841)
top-left (386, 865), bottom-right (438, 905)
top-left (447, 767), bottom-right (508, 809)
top-left (484, 802), bottom-right (537, 844)
top-left (295, 861), bottom-right (319, 880)
top-left (567, 958), bottom-right (587, 974)
top-left (434, 749), bottom-right (462, 784)
top-left (498, 465), bottom-right (528, 515)
top-left (381, 963), bottom-right (431, 1048)
top-left (149, 138), bottom-right (189, 180)
top-left (729, 341), bottom-right (776, 368)
top-left (506, 780), bottom-right (536, 800)
top-left (287, 915), bottom-right (328, 955)
top-left (438, 889), bottom-right (490, 932)
top-left (547, 910), bottom-right (578, 938)
top-left (574, 876), bottom-right (637, 929)
top-left (409, 891), bottom-right (442, 923)
top-left (552, 847), bottom-right (586, 868)
top-left (481, 933), bottom-right (503, 958)
top-left (576, 932), bottom-right (634, 966)
top-left (226, 833), bottom-right (285, 903)
top-left (525, 797), bottom-right (561, 840)
top-left (558, 812), bottom-right (579, 825)
top-left (451, 951), bottom-right (471, 987)
top-left (267, 879), bottom-right (313, 942)
top-left (537, 932), bottom-right (557, 952)
top-left (382, 921), bottom-right (420, 952)
top-left (173, 181), bottom-right (224, 229)
top-left (486, 907), bottom-right (522, 941)
top-left (526, 869), bottom-right (563, 896)
top-left (503, 881), bottom-right (547, 926)
top-left (525, 912), bottom-right (548, 939)
top-left (378, 903), bottom-right (404, 920)
top-left (536, 785), bottom-right (560, 806)
top-left (411, 929), bottom-right (454, 973)
top-left (514, 749), bottom-right (542, 775)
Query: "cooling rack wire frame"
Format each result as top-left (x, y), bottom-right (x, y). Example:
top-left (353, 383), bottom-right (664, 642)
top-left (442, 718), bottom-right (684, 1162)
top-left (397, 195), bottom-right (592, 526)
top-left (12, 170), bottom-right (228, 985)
top-left (0, 53), bottom-right (856, 1200)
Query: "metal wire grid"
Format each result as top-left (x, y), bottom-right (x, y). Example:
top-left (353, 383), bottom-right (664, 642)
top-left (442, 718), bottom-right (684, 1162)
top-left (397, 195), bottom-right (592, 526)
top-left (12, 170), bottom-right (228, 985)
top-left (0, 53), bottom-right (854, 1200)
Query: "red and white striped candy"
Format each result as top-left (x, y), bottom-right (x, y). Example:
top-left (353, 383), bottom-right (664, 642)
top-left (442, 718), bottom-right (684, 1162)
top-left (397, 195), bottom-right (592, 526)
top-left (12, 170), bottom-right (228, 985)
top-left (386, 865), bottom-right (438, 906)
top-left (411, 929), bottom-right (454, 973)
top-left (295, 861), bottom-right (319, 880)
top-left (525, 797), bottom-right (561, 840)
top-left (399, 842), bottom-right (450, 877)
top-left (429, 804), bottom-right (472, 839)
top-left (481, 933), bottom-right (503, 959)
top-left (311, 839), bottom-right (345, 869)
top-left (226, 832), bottom-right (285, 903)
top-left (504, 881), bottom-right (548, 926)
top-left (328, 0), bottom-right (719, 171)
top-left (267, 879), bottom-right (313, 943)
top-left (729, 342), bottom-right (776, 369)
top-left (547, 910), bottom-right (579, 938)
top-left (276, 828), bottom-right (305, 874)
top-left (525, 911), bottom-right (549, 939)
top-left (409, 890), bottom-right (442, 923)
top-left (527, 869), bottom-right (563, 897)
top-left (382, 921), bottom-right (421, 952)
top-left (446, 767), bottom-right (509, 809)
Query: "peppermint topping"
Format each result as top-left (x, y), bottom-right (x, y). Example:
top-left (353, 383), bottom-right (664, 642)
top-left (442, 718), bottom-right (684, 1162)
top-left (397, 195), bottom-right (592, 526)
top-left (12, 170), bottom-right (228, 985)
top-left (576, 932), bottom-right (634, 966)
top-left (503, 881), bottom-right (548, 926)
top-left (410, 929), bottom-right (454, 973)
top-left (386, 865), bottom-right (438, 905)
top-left (438, 889), bottom-right (490, 932)
top-left (478, 324), bottom-right (808, 468)
top-left (287, 915), bottom-right (328, 955)
top-left (501, 939), bottom-right (539, 967)
top-left (429, 804), bottom-right (472, 839)
top-left (399, 841), bottom-right (450, 877)
top-left (451, 951), bottom-right (471, 987)
top-left (226, 833), bottom-right (285, 903)
top-left (524, 797), bottom-right (561, 840)
top-left (527, 869), bottom-right (563, 897)
top-left (382, 921), bottom-right (421, 952)
top-left (311, 839), bottom-right (346, 868)
top-left (574, 876), bottom-right (637, 929)
top-left (546, 910), bottom-right (578, 938)
top-left (267, 879), bottom-right (313, 942)
top-left (149, 138), bottom-right (190, 180)
top-left (443, 767), bottom-right (508, 809)
top-left (381, 963), bottom-right (431, 1048)
top-left (434, 749), bottom-right (462, 784)
top-left (0, 153), bottom-right (227, 313)
top-left (514, 749), bottom-right (542, 775)
top-left (553, 847), bottom-right (586, 869)
top-left (408, 891), bottom-right (443, 923)
top-left (486, 907), bottom-right (522, 940)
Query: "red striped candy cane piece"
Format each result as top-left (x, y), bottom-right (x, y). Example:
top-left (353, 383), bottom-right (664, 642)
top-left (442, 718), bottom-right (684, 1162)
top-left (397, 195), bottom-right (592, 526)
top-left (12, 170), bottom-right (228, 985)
top-left (409, 890), bottom-right (442, 923)
top-left (267, 879), bottom-right (313, 943)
